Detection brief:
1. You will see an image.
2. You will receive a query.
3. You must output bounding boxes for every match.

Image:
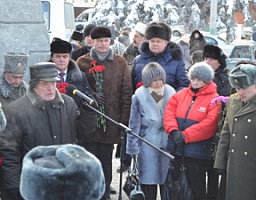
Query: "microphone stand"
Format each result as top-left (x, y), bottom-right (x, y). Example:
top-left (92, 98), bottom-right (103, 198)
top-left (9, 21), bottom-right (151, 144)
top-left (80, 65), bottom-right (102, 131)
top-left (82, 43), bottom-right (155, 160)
top-left (83, 102), bottom-right (175, 200)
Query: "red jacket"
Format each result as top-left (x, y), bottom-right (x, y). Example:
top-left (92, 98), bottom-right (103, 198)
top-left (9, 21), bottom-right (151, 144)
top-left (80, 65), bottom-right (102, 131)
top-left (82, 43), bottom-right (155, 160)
top-left (164, 81), bottom-right (221, 143)
top-left (164, 81), bottom-right (221, 159)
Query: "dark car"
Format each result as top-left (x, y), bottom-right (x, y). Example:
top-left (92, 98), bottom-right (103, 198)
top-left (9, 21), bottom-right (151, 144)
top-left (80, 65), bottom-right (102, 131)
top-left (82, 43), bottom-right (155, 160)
top-left (226, 41), bottom-right (256, 70)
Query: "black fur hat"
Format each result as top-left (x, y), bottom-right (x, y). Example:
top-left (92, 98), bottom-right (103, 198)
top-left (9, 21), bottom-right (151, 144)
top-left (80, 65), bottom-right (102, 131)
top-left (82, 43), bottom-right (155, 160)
top-left (90, 26), bottom-right (111, 39)
top-left (20, 144), bottom-right (105, 200)
top-left (145, 22), bottom-right (172, 41)
top-left (83, 24), bottom-right (96, 38)
top-left (50, 38), bottom-right (72, 53)
top-left (203, 44), bottom-right (227, 68)
top-left (71, 31), bottom-right (83, 41)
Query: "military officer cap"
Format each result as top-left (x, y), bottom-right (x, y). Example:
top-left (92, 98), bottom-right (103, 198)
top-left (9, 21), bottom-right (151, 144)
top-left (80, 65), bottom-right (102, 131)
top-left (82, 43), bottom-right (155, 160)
top-left (229, 64), bottom-right (256, 88)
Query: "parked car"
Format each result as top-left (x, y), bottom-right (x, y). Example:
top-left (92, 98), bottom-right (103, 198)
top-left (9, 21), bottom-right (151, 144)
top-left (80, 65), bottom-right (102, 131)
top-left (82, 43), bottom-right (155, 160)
top-left (226, 41), bottom-right (256, 70)
top-left (74, 8), bottom-right (95, 27)
top-left (201, 32), bottom-right (234, 56)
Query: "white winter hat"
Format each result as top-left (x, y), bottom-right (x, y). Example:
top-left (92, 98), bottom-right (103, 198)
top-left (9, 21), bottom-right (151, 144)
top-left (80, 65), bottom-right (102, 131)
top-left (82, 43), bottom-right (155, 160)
top-left (188, 62), bottom-right (214, 83)
top-left (134, 22), bottom-right (147, 36)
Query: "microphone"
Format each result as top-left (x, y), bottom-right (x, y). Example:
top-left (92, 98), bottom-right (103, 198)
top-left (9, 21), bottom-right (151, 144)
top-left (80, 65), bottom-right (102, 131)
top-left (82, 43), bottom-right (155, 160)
top-left (66, 85), bottom-right (95, 106)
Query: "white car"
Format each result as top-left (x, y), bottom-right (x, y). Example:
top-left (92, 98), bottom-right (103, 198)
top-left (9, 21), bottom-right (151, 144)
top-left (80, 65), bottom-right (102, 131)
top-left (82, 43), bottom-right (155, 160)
top-left (202, 33), bottom-right (234, 56)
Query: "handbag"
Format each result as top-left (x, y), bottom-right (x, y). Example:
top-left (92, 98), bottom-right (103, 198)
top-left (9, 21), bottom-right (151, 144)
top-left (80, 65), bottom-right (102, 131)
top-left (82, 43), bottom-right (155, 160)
top-left (163, 145), bottom-right (194, 200)
top-left (123, 156), bottom-right (145, 200)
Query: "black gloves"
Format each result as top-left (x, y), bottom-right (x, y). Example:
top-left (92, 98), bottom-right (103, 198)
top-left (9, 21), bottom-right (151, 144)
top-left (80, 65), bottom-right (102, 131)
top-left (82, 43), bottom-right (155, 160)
top-left (93, 92), bottom-right (105, 105)
top-left (82, 100), bottom-right (98, 110)
top-left (171, 130), bottom-right (185, 145)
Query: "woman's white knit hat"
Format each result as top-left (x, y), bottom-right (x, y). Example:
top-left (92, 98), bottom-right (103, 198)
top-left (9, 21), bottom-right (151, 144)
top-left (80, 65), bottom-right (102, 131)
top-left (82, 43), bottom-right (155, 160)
top-left (188, 62), bottom-right (214, 83)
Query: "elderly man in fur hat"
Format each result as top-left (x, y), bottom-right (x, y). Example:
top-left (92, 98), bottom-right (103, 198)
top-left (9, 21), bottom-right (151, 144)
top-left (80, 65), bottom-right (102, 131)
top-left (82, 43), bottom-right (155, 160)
top-left (50, 38), bottom-right (97, 145)
top-left (0, 62), bottom-right (78, 200)
top-left (0, 52), bottom-right (28, 200)
top-left (131, 22), bottom-right (190, 92)
top-left (0, 52), bottom-right (29, 110)
top-left (214, 63), bottom-right (256, 200)
top-left (77, 26), bottom-right (132, 200)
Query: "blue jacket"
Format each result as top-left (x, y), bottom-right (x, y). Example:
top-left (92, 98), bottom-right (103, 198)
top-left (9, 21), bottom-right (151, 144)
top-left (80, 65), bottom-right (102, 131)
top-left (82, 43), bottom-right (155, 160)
top-left (131, 41), bottom-right (190, 92)
top-left (127, 84), bottom-right (176, 184)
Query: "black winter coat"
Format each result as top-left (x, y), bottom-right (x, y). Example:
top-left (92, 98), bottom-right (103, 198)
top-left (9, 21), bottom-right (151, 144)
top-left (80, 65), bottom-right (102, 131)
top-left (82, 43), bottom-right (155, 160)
top-left (0, 89), bottom-right (78, 190)
top-left (214, 67), bottom-right (231, 96)
top-left (71, 46), bottom-right (91, 61)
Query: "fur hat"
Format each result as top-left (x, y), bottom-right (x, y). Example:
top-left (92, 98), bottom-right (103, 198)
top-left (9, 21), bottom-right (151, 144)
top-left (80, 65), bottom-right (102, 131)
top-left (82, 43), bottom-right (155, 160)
top-left (29, 62), bottom-right (60, 82)
top-left (134, 22), bottom-right (147, 36)
top-left (50, 38), bottom-right (72, 53)
top-left (20, 144), bottom-right (105, 200)
top-left (71, 31), bottom-right (83, 41)
top-left (229, 63), bottom-right (256, 88)
top-left (145, 22), bottom-right (172, 41)
top-left (83, 24), bottom-right (96, 38)
top-left (203, 44), bottom-right (227, 68)
top-left (142, 62), bottom-right (166, 87)
top-left (188, 62), bottom-right (214, 83)
top-left (4, 52), bottom-right (29, 74)
top-left (90, 26), bottom-right (111, 39)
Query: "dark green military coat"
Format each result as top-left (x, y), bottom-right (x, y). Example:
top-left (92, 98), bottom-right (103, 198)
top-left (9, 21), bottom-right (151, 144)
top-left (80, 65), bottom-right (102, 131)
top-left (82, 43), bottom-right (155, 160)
top-left (214, 93), bottom-right (256, 200)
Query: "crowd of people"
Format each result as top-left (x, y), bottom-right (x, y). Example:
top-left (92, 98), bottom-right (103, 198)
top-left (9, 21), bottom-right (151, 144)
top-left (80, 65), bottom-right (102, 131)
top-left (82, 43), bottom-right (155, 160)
top-left (0, 21), bottom-right (255, 200)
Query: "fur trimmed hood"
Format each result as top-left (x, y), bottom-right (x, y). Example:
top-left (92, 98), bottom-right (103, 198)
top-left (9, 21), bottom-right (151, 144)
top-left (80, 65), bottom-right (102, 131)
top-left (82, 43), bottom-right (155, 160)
top-left (20, 144), bottom-right (105, 200)
top-left (139, 41), bottom-right (183, 60)
top-left (190, 30), bottom-right (204, 40)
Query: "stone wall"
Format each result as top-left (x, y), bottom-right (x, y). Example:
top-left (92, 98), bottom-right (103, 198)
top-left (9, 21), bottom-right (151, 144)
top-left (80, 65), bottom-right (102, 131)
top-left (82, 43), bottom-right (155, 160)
top-left (0, 0), bottom-right (50, 81)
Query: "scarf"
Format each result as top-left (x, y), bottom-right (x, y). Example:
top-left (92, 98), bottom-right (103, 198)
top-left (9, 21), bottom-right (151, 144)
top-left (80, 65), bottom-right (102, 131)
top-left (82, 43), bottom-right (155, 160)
top-left (91, 48), bottom-right (110, 61)
top-left (148, 86), bottom-right (164, 108)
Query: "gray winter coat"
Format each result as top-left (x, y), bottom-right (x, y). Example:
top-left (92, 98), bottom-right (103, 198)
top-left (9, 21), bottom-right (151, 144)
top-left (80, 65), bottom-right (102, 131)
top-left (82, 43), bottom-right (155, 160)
top-left (0, 88), bottom-right (78, 190)
top-left (127, 84), bottom-right (175, 184)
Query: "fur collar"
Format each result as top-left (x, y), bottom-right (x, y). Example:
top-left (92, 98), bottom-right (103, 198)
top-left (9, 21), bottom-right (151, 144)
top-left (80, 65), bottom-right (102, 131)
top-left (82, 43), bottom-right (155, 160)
top-left (49, 59), bottom-right (83, 82)
top-left (0, 75), bottom-right (28, 97)
top-left (135, 84), bottom-right (175, 113)
top-left (27, 88), bottom-right (64, 109)
top-left (66, 60), bottom-right (83, 82)
top-left (139, 41), bottom-right (183, 60)
top-left (90, 48), bottom-right (115, 61)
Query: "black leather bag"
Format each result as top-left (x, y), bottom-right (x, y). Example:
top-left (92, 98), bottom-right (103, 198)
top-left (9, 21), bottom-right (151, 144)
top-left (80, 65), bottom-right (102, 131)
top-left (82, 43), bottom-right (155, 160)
top-left (163, 145), bottom-right (194, 200)
top-left (123, 156), bottom-right (145, 200)
top-left (129, 184), bottom-right (145, 200)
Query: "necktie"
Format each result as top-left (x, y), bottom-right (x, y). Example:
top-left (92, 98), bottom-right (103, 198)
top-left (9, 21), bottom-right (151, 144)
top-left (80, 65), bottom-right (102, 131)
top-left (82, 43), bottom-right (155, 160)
top-left (59, 72), bottom-right (65, 82)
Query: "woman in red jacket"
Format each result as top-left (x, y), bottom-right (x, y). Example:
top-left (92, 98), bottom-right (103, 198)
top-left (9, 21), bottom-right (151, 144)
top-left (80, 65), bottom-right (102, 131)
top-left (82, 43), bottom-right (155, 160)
top-left (164, 62), bottom-right (221, 200)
